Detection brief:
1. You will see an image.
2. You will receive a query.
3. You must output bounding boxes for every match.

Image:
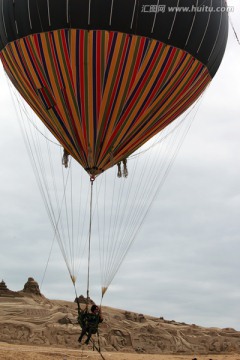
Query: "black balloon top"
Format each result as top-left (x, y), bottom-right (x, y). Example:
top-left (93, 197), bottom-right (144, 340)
top-left (0, 0), bottom-right (228, 77)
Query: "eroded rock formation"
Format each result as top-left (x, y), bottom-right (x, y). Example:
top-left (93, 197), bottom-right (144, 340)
top-left (0, 280), bottom-right (21, 297)
top-left (22, 277), bottom-right (41, 296)
top-left (0, 279), bottom-right (240, 355)
top-left (75, 295), bottom-right (95, 305)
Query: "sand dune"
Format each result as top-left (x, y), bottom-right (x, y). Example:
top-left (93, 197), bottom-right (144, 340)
top-left (0, 280), bottom-right (240, 360)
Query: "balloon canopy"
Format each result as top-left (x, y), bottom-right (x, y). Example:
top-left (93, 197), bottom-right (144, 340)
top-left (0, 0), bottom-right (228, 176)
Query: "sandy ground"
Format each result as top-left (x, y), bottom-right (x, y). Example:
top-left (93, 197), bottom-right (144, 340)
top-left (1, 292), bottom-right (240, 359)
top-left (0, 343), bottom-right (240, 360)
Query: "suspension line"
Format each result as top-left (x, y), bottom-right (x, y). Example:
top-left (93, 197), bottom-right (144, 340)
top-left (87, 176), bottom-right (95, 301)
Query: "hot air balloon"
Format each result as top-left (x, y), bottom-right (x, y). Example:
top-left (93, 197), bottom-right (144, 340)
top-left (0, 0), bottom-right (228, 301)
top-left (0, 0), bottom-right (228, 178)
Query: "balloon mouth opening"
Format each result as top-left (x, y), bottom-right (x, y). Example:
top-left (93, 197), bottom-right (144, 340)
top-left (85, 167), bottom-right (104, 177)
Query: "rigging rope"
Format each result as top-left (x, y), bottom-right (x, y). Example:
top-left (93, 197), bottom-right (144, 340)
top-left (40, 233), bottom-right (55, 290)
top-left (98, 91), bottom-right (206, 296)
top-left (5, 65), bottom-right (208, 305)
top-left (229, 15), bottom-right (240, 45)
top-left (6, 74), bottom-right (83, 287)
top-left (87, 178), bottom-right (94, 301)
top-left (129, 96), bottom-right (203, 160)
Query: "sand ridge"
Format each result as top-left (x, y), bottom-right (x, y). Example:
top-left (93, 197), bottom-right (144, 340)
top-left (0, 293), bottom-right (240, 357)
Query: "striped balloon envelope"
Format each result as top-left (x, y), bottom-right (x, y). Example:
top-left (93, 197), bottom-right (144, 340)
top-left (0, 0), bottom-right (228, 176)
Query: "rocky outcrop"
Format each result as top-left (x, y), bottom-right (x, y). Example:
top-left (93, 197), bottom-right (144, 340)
top-left (58, 316), bottom-right (73, 325)
top-left (75, 294), bottom-right (95, 305)
top-left (22, 277), bottom-right (41, 296)
top-left (0, 280), bottom-right (7, 292)
top-left (0, 280), bottom-right (22, 297)
top-left (124, 311), bottom-right (146, 323)
top-left (0, 280), bottom-right (240, 355)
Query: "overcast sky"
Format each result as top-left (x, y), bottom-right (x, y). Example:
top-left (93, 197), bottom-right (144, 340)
top-left (0, 1), bottom-right (240, 332)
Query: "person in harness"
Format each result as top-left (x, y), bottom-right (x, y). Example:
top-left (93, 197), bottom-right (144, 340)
top-left (78, 304), bottom-right (103, 345)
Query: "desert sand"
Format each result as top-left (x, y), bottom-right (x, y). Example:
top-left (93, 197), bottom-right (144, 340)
top-left (1, 278), bottom-right (240, 360)
top-left (0, 343), bottom-right (240, 360)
